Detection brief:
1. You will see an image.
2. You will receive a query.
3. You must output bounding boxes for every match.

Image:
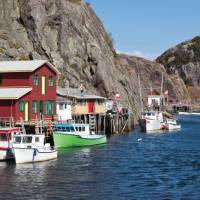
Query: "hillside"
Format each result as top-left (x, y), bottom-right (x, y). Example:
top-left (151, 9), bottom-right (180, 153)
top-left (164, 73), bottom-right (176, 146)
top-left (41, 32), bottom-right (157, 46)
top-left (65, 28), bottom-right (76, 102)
top-left (156, 36), bottom-right (200, 86)
top-left (156, 36), bottom-right (200, 104)
top-left (0, 0), bottom-right (190, 120)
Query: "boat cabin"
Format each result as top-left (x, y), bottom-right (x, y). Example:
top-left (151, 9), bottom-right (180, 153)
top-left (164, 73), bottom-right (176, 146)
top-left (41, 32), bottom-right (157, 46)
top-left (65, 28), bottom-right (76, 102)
top-left (12, 134), bottom-right (46, 148)
top-left (141, 111), bottom-right (164, 122)
top-left (54, 123), bottom-right (90, 135)
top-left (0, 127), bottom-right (21, 149)
top-left (141, 111), bottom-right (157, 120)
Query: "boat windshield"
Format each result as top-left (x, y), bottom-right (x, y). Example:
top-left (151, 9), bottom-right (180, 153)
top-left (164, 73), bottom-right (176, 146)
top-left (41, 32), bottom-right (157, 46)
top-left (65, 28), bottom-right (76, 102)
top-left (54, 126), bottom-right (75, 132)
top-left (14, 136), bottom-right (22, 143)
top-left (22, 136), bottom-right (33, 143)
top-left (142, 112), bottom-right (155, 116)
top-left (75, 126), bottom-right (85, 132)
top-left (14, 136), bottom-right (33, 144)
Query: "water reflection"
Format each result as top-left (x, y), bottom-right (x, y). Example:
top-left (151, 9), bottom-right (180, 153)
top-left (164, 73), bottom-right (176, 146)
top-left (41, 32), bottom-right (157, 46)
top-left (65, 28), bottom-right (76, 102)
top-left (0, 116), bottom-right (200, 199)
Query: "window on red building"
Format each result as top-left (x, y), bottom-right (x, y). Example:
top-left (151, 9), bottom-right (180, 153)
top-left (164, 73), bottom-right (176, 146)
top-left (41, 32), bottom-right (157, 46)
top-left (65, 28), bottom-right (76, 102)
top-left (46, 100), bottom-right (54, 115)
top-left (48, 76), bottom-right (54, 87)
top-left (32, 100), bottom-right (38, 114)
top-left (33, 74), bottom-right (39, 86)
top-left (18, 101), bottom-right (25, 112)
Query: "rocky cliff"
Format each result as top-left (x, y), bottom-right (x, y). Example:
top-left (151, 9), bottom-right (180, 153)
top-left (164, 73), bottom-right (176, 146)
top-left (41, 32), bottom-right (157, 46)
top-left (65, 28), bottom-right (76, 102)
top-left (0, 0), bottom-right (190, 121)
top-left (157, 36), bottom-right (200, 86)
top-left (156, 36), bottom-right (200, 105)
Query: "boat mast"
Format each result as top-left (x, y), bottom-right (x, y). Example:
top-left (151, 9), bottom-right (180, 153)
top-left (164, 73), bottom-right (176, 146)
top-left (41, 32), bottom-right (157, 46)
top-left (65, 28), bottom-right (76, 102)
top-left (160, 73), bottom-right (163, 95)
top-left (160, 73), bottom-right (164, 111)
top-left (138, 74), bottom-right (144, 112)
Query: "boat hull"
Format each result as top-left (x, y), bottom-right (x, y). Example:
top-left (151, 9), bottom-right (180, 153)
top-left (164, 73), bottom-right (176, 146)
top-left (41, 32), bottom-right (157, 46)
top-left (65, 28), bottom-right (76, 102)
top-left (0, 148), bottom-right (14, 160)
top-left (53, 132), bottom-right (107, 147)
top-left (166, 123), bottom-right (181, 130)
top-left (13, 148), bottom-right (57, 164)
top-left (139, 118), bottom-right (164, 131)
top-left (179, 112), bottom-right (200, 115)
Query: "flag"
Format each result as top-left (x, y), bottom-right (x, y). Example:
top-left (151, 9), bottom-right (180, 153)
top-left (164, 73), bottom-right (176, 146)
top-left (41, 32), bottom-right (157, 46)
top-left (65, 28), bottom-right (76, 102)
top-left (164, 90), bottom-right (168, 95)
top-left (115, 93), bottom-right (120, 101)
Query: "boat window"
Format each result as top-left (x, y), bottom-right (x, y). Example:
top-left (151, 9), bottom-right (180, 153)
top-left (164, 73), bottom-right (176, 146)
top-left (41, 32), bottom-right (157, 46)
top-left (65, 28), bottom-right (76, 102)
top-left (66, 127), bottom-right (70, 132)
top-left (0, 133), bottom-right (7, 141)
top-left (59, 103), bottom-right (64, 110)
top-left (81, 127), bottom-right (85, 132)
top-left (35, 137), bottom-right (39, 142)
top-left (23, 136), bottom-right (32, 143)
top-left (75, 127), bottom-right (79, 131)
top-left (14, 137), bottom-right (21, 143)
top-left (79, 127), bottom-right (81, 132)
top-left (70, 127), bottom-right (75, 132)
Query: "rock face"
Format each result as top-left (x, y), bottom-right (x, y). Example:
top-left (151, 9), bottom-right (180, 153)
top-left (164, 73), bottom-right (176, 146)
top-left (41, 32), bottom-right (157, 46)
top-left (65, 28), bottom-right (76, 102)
top-left (0, 0), bottom-right (190, 121)
top-left (117, 55), bottom-right (190, 105)
top-left (156, 36), bottom-right (200, 87)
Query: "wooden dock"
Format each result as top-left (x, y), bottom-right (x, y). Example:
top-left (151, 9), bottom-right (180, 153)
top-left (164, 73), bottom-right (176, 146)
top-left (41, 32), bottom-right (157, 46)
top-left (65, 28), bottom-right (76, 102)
top-left (0, 110), bottom-right (134, 136)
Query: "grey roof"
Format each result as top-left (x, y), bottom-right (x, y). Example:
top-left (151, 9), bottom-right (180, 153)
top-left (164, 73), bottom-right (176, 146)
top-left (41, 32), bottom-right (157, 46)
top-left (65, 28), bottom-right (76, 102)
top-left (57, 97), bottom-right (72, 103)
top-left (0, 60), bottom-right (60, 74)
top-left (57, 87), bottom-right (106, 100)
top-left (0, 87), bottom-right (32, 99)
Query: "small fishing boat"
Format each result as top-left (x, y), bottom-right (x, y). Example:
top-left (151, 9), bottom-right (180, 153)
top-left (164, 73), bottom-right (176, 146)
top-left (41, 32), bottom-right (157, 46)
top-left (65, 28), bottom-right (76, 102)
top-left (0, 127), bottom-right (21, 160)
top-left (165, 119), bottom-right (181, 130)
top-left (53, 123), bottom-right (107, 147)
top-left (139, 111), bottom-right (166, 131)
top-left (178, 111), bottom-right (200, 115)
top-left (12, 134), bottom-right (57, 164)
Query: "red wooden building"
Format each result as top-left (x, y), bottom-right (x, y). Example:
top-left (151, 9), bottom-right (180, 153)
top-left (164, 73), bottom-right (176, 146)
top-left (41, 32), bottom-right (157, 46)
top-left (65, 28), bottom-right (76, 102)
top-left (0, 60), bottom-right (59, 122)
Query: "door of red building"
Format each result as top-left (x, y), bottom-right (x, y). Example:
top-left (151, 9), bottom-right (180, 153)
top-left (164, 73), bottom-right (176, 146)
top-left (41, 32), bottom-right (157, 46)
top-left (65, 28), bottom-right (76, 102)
top-left (88, 100), bottom-right (94, 113)
top-left (39, 101), bottom-right (44, 119)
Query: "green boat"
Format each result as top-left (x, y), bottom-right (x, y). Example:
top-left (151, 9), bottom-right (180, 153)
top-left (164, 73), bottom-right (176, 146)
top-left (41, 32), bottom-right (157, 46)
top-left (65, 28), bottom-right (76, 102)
top-left (53, 123), bottom-right (107, 147)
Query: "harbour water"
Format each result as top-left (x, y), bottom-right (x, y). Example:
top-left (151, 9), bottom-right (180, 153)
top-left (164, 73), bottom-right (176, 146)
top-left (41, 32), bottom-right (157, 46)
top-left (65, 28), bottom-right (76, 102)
top-left (0, 115), bottom-right (200, 199)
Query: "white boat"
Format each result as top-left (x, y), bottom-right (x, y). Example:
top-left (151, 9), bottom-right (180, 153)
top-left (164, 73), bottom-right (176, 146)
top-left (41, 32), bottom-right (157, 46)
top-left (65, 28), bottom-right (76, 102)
top-left (178, 111), bottom-right (200, 115)
top-left (139, 111), bottom-right (166, 131)
top-left (165, 119), bottom-right (181, 130)
top-left (12, 134), bottom-right (57, 164)
top-left (0, 127), bottom-right (21, 160)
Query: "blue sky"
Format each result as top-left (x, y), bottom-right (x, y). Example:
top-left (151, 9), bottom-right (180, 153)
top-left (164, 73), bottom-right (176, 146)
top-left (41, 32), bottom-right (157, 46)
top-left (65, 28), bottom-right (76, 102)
top-left (88, 0), bottom-right (200, 60)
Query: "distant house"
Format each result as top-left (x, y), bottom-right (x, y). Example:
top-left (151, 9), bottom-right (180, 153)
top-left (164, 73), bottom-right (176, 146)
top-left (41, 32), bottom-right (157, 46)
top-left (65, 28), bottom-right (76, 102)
top-left (147, 95), bottom-right (166, 110)
top-left (56, 97), bottom-right (72, 121)
top-left (57, 87), bottom-right (106, 116)
top-left (0, 60), bottom-right (59, 122)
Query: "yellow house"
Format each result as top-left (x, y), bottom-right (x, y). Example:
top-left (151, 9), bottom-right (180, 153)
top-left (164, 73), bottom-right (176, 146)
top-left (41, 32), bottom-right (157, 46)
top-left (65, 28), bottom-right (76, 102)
top-left (57, 87), bottom-right (106, 115)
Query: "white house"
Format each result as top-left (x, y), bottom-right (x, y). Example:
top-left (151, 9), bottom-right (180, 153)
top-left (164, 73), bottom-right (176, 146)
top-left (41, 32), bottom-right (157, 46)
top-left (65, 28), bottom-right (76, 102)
top-left (147, 95), bottom-right (166, 109)
top-left (56, 97), bottom-right (72, 121)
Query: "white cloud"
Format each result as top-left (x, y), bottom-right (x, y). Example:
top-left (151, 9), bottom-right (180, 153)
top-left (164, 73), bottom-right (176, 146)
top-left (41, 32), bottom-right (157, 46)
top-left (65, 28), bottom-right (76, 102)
top-left (116, 50), bottom-right (157, 61)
